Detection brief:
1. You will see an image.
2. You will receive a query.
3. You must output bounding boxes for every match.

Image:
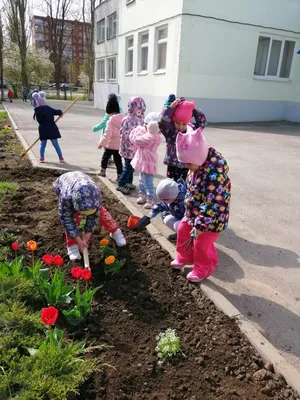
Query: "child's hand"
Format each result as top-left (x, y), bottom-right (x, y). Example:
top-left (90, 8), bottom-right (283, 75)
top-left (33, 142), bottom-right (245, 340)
top-left (82, 232), bottom-right (92, 244)
top-left (190, 227), bottom-right (202, 239)
top-left (75, 236), bottom-right (88, 253)
top-left (170, 99), bottom-right (180, 109)
top-left (98, 144), bottom-right (102, 149)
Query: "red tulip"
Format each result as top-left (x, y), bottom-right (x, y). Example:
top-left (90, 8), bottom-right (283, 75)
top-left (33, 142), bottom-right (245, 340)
top-left (11, 242), bottom-right (19, 251)
top-left (41, 306), bottom-right (58, 325)
top-left (53, 255), bottom-right (63, 266)
top-left (81, 269), bottom-right (92, 281)
top-left (71, 267), bottom-right (83, 279)
top-left (42, 254), bottom-right (53, 265)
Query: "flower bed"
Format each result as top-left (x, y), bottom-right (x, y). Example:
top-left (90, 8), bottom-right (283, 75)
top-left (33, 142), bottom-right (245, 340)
top-left (0, 114), bottom-right (298, 399)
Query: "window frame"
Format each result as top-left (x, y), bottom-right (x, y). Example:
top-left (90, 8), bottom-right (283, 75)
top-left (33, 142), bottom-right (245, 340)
top-left (107, 12), bottom-right (117, 40)
top-left (107, 57), bottom-right (117, 81)
top-left (138, 31), bottom-right (149, 74)
top-left (125, 35), bottom-right (134, 74)
top-left (253, 34), bottom-right (296, 81)
top-left (154, 25), bottom-right (168, 73)
top-left (96, 59), bottom-right (105, 81)
top-left (96, 18), bottom-right (105, 43)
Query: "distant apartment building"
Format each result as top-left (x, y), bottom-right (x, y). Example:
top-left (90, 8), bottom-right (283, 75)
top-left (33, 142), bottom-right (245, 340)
top-left (94, 0), bottom-right (300, 123)
top-left (32, 15), bottom-right (91, 82)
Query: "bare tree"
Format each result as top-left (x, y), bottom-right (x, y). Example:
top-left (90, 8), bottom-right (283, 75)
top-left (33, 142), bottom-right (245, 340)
top-left (6, 0), bottom-right (28, 90)
top-left (0, 14), bottom-right (4, 101)
top-left (82, 0), bottom-right (95, 101)
top-left (45, 0), bottom-right (74, 99)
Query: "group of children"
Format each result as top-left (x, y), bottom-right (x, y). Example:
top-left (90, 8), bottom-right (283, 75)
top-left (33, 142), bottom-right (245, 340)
top-left (31, 89), bottom-right (231, 283)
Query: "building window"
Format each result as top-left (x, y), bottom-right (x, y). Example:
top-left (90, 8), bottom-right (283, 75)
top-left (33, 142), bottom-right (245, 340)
top-left (96, 59), bottom-right (105, 80)
top-left (96, 19), bottom-right (105, 43)
top-left (138, 31), bottom-right (149, 72)
top-left (107, 12), bottom-right (117, 40)
top-left (107, 57), bottom-right (116, 80)
top-left (254, 36), bottom-right (295, 79)
top-left (155, 25), bottom-right (168, 71)
top-left (125, 36), bottom-right (134, 74)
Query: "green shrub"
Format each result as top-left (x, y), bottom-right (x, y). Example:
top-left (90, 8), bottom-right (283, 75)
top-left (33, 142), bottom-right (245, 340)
top-left (0, 275), bottom-right (43, 307)
top-left (0, 301), bottom-right (43, 369)
top-left (9, 336), bottom-right (99, 400)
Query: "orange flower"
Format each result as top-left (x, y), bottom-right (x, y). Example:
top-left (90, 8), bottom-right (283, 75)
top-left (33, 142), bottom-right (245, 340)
top-left (100, 238), bottom-right (110, 247)
top-left (27, 240), bottom-right (37, 251)
top-left (105, 255), bottom-right (115, 265)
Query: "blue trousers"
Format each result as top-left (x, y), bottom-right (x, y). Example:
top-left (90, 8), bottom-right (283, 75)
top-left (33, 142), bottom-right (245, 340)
top-left (118, 158), bottom-right (134, 187)
top-left (40, 139), bottom-right (63, 159)
top-left (139, 172), bottom-right (154, 199)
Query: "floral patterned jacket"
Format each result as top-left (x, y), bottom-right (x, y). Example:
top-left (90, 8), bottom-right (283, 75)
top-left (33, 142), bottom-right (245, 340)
top-left (159, 105), bottom-right (207, 168)
top-left (120, 97), bottom-right (146, 160)
top-left (184, 148), bottom-right (231, 232)
top-left (53, 171), bottom-right (101, 238)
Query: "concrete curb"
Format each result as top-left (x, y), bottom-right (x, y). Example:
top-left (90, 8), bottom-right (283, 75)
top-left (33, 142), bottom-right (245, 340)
top-left (5, 107), bottom-right (300, 395)
top-left (98, 175), bottom-right (300, 396)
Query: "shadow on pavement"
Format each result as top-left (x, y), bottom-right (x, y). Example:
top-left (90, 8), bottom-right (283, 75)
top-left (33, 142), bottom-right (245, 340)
top-left (219, 228), bottom-right (300, 269)
top-left (209, 122), bottom-right (300, 137)
top-left (213, 248), bottom-right (245, 282)
top-left (209, 282), bottom-right (300, 362)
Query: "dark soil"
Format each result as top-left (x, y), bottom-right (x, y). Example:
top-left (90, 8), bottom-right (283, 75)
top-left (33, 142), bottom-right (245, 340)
top-left (0, 115), bottom-right (298, 400)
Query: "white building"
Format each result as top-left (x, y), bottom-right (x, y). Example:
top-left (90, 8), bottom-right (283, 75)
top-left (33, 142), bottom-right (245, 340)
top-left (94, 0), bottom-right (119, 110)
top-left (94, 0), bottom-right (300, 123)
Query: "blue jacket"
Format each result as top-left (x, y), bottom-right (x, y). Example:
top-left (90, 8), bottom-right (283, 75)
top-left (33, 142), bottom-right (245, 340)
top-left (34, 105), bottom-right (63, 141)
top-left (152, 179), bottom-right (186, 221)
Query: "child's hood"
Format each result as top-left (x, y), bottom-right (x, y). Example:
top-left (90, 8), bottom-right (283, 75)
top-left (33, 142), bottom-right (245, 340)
top-left (127, 96), bottom-right (146, 117)
top-left (72, 183), bottom-right (100, 212)
top-left (110, 113), bottom-right (125, 129)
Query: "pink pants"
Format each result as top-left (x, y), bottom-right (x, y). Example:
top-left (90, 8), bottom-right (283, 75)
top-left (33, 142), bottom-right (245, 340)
top-left (176, 220), bottom-right (220, 279)
top-left (66, 207), bottom-right (119, 247)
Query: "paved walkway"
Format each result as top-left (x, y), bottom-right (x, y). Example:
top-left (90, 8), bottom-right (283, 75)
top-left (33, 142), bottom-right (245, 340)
top-left (5, 99), bottom-right (300, 372)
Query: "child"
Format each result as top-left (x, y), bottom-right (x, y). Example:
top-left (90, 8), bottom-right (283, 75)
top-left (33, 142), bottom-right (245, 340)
top-left (53, 171), bottom-right (126, 261)
top-left (93, 93), bottom-right (123, 136)
top-left (117, 96), bottom-right (146, 195)
top-left (163, 93), bottom-right (176, 107)
top-left (8, 89), bottom-right (13, 103)
top-left (130, 112), bottom-right (162, 208)
top-left (98, 97), bottom-right (124, 181)
top-left (159, 98), bottom-right (207, 182)
top-left (171, 128), bottom-right (231, 283)
top-left (151, 178), bottom-right (186, 241)
top-left (33, 91), bottom-right (65, 164)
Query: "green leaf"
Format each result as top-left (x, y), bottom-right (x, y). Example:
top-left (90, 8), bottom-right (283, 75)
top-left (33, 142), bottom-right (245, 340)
top-left (0, 262), bottom-right (9, 277)
top-left (52, 327), bottom-right (64, 342)
top-left (26, 347), bottom-right (39, 356)
top-left (63, 308), bottom-right (84, 327)
top-left (10, 256), bottom-right (23, 276)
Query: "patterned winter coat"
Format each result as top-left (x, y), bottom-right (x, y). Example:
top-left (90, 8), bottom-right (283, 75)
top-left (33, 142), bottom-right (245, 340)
top-left (152, 179), bottom-right (186, 221)
top-left (98, 113), bottom-right (125, 150)
top-left (184, 148), bottom-right (231, 232)
top-left (129, 125), bottom-right (162, 174)
top-left (120, 97), bottom-right (146, 160)
top-left (53, 171), bottom-right (101, 238)
top-left (159, 106), bottom-right (207, 168)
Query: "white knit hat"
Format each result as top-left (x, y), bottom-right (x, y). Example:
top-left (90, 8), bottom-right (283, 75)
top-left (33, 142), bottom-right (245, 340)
top-left (144, 112), bottom-right (161, 124)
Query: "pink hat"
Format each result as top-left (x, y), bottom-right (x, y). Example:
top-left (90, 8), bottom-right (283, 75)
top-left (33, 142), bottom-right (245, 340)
top-left (173, 101), bottom-right (195, 124)
top-left (176, 128), bottom-right (209, 166)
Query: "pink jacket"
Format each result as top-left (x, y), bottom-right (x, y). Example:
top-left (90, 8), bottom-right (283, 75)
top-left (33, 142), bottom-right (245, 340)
top-left (98, 113), bottom-right (125, 150)
top-left (130, 126), bottom-right (162, 174)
